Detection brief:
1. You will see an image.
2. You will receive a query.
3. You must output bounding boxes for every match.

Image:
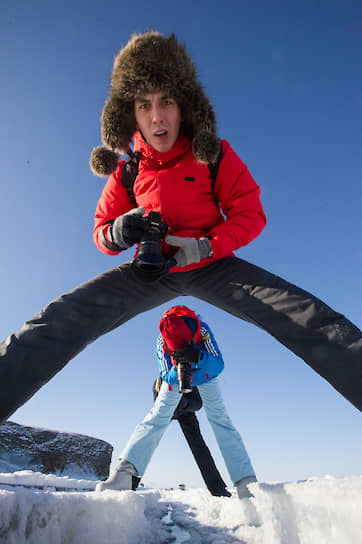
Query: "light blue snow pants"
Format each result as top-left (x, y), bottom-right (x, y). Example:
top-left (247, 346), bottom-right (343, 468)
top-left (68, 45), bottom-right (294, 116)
top-left (120, 376), bottom-right (255, 485)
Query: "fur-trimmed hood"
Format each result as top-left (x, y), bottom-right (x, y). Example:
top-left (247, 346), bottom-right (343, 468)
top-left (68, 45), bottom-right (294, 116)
top-left (90, 31), bottom-right (220, 177)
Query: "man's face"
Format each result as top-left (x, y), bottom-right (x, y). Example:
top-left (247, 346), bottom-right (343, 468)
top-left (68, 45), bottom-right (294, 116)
top-left (134, 91), bottom-right (182, 153)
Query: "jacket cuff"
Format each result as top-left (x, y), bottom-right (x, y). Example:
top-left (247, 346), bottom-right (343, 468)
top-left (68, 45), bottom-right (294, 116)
top-left (99, 223), bottom-right (122, 252)
top-left (198, 237), bottom-right (213, 259)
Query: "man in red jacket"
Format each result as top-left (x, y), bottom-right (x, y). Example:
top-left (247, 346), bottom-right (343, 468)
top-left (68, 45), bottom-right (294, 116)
top-left (0, 31), bottom-right (361, 423)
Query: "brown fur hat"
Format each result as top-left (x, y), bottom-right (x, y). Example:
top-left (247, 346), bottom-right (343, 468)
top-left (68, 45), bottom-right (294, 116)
top-left (89, 31), bottom-right (220, 177)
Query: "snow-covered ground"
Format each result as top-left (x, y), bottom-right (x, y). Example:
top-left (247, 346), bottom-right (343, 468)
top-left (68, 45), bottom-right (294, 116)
top-left (0, 471), bottom-right (361, 544)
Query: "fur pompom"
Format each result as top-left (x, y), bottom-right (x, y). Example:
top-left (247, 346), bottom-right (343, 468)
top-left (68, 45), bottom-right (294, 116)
top-left (192, 131), bottom-right (221, 164)
top-left (89, 147), bottom-right (120, 177)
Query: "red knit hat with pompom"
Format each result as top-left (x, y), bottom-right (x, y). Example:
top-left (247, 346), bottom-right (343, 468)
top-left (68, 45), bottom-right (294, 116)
top-left (159, 305), bottom-right (202, 352)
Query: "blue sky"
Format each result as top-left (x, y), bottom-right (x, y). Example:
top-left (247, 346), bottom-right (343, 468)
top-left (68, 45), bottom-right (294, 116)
top-left (0, 0), bottom-right (361, 488)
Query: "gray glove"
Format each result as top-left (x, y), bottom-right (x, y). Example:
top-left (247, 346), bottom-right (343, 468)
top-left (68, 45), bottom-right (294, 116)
top-left (111, 207), bottom-right (146, 249)
top-left (165, 235), bottom-right (212, 267)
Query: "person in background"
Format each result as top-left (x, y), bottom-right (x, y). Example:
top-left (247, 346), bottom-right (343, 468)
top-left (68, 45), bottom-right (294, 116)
top-left (96, 305), bottom-right (257, 500)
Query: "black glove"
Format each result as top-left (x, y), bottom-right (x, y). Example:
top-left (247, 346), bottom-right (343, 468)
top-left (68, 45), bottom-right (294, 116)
top-left (111, 207), bottom-right (148, 249)
top-left (172, 342), bottom-right (201, 365)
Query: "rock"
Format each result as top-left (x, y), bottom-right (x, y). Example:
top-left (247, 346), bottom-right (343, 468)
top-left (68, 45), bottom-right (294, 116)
top-left (0, 421), bottom-right (113, 480)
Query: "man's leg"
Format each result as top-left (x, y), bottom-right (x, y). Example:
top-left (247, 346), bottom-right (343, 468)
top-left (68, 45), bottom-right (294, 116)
top-left (119, 381), bottom-right (180, 477)
top-left (177, 412), bottom-right (231, 496)
top-left (198, 377), bottom-right (256, 485)
top-left (0, 263), bottom-right (182, 423)
top-left (188, 257), bottom-right (362, 411)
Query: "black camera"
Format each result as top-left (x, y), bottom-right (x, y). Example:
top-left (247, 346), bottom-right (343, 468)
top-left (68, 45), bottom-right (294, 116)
top-left (131, 212), bottom-right (175, 282)
top-left (177, 361), bottom-right (193, 394)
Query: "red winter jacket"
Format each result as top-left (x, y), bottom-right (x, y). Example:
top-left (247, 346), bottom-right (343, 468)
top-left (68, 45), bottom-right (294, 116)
top-left (94, 131), bottom-right (266, 272)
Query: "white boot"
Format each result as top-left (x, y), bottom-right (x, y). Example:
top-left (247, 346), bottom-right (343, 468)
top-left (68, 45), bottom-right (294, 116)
top-left (236, 475), bottom-right (257, 500)
top-left (95, 459), bottom-right (136, 492)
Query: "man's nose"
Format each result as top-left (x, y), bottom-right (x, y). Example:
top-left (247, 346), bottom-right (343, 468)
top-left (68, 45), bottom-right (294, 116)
top-left (151, 106), bottom-right (163, 124)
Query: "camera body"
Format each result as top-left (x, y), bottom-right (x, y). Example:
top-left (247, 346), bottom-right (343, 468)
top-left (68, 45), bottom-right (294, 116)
top-left (131, 212), bottom-right (174, 281)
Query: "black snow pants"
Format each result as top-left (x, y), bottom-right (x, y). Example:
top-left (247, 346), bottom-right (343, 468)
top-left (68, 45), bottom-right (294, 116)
top-left (0, 256), bottom-right (361, 423)
top-left (176, 412), bottom-right (230, 496)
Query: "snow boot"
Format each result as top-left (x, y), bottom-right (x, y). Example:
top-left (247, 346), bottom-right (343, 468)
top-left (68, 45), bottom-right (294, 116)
top-left (236, 475), bottom-right (257, 500)
top-left (95, 459), bottom-right (136, 492)
top-left (210, 486), bottom-right (232, 497)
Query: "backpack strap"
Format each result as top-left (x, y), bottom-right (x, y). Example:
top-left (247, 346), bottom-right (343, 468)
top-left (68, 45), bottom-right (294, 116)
top-left (207, 145), bottom-right (223, 190)
top-left (122, 149), bottom-right (141, 206)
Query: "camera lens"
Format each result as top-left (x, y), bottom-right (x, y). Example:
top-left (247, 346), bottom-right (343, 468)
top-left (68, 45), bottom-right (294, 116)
top-left (130, 212), bottom-right (173, 282)
top-left (177, 362), bottom-right (193, 393)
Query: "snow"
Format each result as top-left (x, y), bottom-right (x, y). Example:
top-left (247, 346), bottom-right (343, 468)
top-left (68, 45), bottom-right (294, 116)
top-left (0, 470), bottom-right (95, 491)
top-left (0, 471), bottom-right (361, 543)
